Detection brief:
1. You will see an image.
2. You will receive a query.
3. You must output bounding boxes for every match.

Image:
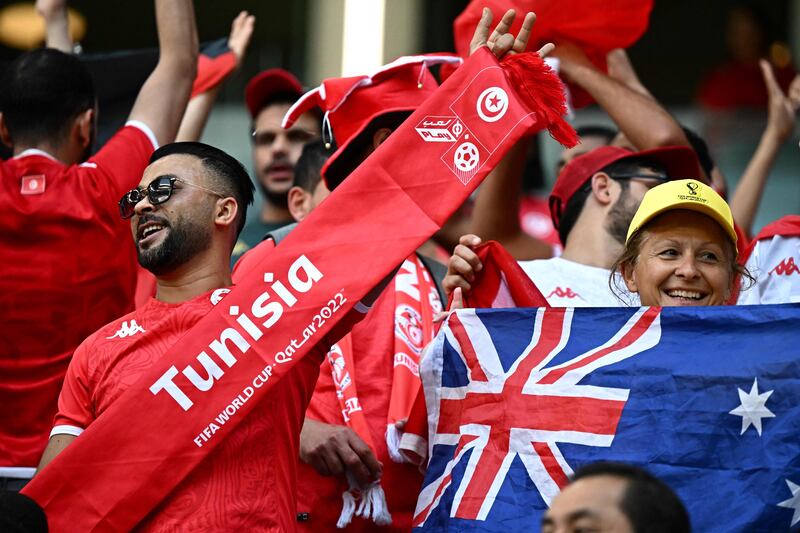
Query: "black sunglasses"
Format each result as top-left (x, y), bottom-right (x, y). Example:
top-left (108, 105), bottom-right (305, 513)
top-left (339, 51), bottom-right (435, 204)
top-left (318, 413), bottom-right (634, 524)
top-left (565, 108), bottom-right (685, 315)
top-left (118, 176), bottom-right (223, 219)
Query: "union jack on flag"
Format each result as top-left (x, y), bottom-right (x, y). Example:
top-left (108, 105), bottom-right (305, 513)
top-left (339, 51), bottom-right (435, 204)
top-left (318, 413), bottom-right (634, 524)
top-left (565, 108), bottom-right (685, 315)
top-left (414, 304), bottom-right (800, 532)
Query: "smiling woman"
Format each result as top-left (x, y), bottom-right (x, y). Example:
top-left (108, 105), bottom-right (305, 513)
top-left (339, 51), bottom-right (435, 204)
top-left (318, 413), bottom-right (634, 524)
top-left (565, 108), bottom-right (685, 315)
top-left (611, 179), bottom-right (752, 306)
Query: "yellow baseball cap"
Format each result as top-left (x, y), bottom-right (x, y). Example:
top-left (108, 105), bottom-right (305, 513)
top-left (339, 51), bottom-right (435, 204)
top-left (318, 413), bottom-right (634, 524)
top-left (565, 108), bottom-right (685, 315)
top-left (626, 179), bottom-right (737, 246)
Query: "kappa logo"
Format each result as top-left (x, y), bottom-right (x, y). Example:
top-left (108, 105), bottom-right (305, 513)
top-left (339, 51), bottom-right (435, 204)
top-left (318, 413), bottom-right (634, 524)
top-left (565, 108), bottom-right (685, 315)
top-left (476, 87), bottom-right (508, 122)
top-left (547, 287), bottom-right (585, 301)
top-left (106, 320), bottom-right (146, 339)
top-left (770, 257), bottom-right (800, 276)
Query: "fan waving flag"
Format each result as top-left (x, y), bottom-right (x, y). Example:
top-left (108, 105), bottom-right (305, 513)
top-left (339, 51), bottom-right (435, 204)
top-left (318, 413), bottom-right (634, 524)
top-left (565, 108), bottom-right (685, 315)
top-left (415, 304), bottom-right (800, 532)
top-left (453, 0), bottom-right (654, 108)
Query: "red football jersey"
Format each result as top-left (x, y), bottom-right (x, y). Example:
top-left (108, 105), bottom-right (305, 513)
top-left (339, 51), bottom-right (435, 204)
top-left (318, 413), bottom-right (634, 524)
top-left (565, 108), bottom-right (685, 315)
top-left (54, 288), bottom-right (365, 532)
top-left (0, 123), bottom-right (157, 474)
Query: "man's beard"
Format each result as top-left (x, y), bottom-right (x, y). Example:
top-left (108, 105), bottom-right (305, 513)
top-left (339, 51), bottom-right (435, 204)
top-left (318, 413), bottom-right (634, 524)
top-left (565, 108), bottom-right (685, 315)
top-left (605, 187), bottom-right (638, 246)
top-left (137, 213), bottom-right (212, 276)
top-left (258, 181), bottom-right (290, 209)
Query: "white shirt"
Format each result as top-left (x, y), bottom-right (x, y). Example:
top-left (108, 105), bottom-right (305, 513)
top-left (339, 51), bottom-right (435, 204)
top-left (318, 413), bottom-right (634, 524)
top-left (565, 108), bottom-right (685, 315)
top-left (738, 235), bottom-right (800, 305)
top-left (517, 257), bottom-right (638, 307)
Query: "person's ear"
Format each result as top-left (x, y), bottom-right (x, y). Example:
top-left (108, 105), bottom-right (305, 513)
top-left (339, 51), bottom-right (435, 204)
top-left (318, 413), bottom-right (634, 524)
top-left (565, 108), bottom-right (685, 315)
top-left (590, 172), bottom-right (614, 206)
top-left (621, 260), bottom-right (638, 293)
top-left (74, 108), bottom-right (94, 150)
top-left (287, 185), bottom-right (311, 222)
top-left (372, 127), bottom-right (392, 150)
top-left (0, 113), bottom-right (12, 148)
top-left (214, 197), bottom-right (239, 229)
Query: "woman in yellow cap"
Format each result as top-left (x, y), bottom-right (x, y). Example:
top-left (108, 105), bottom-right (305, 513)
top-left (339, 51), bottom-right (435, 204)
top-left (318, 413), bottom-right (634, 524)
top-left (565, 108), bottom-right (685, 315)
top-left (611, 179), bottom-right (750, 306)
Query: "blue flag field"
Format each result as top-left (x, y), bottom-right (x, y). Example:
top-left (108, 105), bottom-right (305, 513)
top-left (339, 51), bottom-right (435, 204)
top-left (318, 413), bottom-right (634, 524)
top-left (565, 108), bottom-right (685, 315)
top-left (414, 304), bottom-right (800, 532)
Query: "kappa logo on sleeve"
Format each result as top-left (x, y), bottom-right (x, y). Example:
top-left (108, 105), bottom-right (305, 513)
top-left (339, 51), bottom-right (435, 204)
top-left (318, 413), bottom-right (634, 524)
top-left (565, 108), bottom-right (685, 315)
top-left (770, 257), bottom-right (800, 276)
top-left (106, 320), bottom-right (146, 339)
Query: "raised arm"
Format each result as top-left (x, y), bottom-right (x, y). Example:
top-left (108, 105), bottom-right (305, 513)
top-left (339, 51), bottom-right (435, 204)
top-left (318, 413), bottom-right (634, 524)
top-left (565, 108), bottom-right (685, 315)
top-left (554, 43), bottom-right (688, 151)
top-left (464, 9), bottom-right (554, 260)
top-left (128, 0), bottom-right (198, 147)
top-left (730, 61), bottom-right (800, 235)
top-left (36, 0), bottom-right (72, 52)
top-left (176, 11), bottom-right (255, 142)
top-left (468, 141), bottom-right (553, 259)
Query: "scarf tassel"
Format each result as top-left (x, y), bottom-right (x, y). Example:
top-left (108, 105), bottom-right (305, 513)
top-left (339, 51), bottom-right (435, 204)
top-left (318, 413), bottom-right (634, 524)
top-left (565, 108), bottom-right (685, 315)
top-left (385, 423), bottom-right (407, 464)
top-left (336, 482), bottom-right (393, 529)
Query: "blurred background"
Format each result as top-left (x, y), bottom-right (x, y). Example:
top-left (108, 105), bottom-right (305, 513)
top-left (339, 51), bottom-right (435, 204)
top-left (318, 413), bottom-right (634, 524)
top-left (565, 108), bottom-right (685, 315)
top-left (0, 0), bottom-right (797, 232)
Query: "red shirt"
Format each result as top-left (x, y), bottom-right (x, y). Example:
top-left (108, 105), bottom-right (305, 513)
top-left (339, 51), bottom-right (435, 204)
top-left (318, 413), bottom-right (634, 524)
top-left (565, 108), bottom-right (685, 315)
top-left (53, 288), bottom-right (365, 532)
top-left (297, 285), bottom-right (425, 532)
top-left (0, 123), bottom-right (157, 473)
top-left (234, 240), bottom-right (426, 531)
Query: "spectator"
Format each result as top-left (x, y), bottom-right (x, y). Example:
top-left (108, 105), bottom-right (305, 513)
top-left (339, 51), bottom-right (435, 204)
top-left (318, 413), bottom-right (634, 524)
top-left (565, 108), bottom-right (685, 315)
top-left (0, 0), bottom-right (197, 491)
top-left (445, 146), bottom-right (703, 307)
top-left (230, 68), bottom-right (321, 265)
top-left (541, 461), bottom-right (690, 533)
top-left (612, 179), bottom-right (746, 306)
top-left (37, 142), bottom-right (386, 530)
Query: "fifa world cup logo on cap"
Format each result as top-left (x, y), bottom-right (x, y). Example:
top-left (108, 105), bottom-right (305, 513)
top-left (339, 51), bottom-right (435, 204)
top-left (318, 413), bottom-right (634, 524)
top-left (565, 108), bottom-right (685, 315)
top-left (686, 182), bottom-right (700, 196)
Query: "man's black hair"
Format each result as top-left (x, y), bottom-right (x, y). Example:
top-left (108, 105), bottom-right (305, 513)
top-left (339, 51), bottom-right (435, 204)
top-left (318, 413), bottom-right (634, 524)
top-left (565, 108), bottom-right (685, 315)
top-left (323, 110), bottom-right (410, 189)
top-left (149, 142), bottom-right (255, 236)
top-left (575, 124), bottom-right (618, 144)
top-left (681, 126), bottom-right (715, 178)
top-left (556, 158), bottom-right (667, 245)
top-left (294, 139), bottom-right (333, 192)
top-left (0, 48), bottom-right (95, 147)
top-left (571, 461), bottom-right (691, 533)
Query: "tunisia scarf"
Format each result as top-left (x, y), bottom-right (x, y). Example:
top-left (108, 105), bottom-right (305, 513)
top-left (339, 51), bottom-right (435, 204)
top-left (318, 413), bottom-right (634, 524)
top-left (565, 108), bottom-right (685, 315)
top-left (327, 255), bottom-right (440, 527)
top-left (23, 49), bottom-right (576, 532)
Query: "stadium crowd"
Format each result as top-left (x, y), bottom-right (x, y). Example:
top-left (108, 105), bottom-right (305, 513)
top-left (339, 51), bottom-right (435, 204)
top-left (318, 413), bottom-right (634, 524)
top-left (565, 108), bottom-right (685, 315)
top-left (1, 0), bottom-right (799, 532)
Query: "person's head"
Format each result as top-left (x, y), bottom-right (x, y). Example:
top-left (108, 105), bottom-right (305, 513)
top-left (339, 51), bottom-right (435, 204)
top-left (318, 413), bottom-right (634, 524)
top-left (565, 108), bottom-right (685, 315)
top-left (550, 146), bottom-right (704, 248)
top-left (681, 125), bottom-right (728, 198)
top-left (726, 2), bottom-right (770, 64)
top-left (245, 69), bottom-right (321, 205)
top-left (542, 461), bottom-right (690, 533)
top-left (556, 125), bottom-right (617, 176)
top-left (613, 179), bottom-right (746, 306)
top-left (120, 142), bottom-right (254, 275)
top-left (0, 48), bottom-right (96, 162)
top-left (287, 139), bottom-right (333, 221)
top-left (282, 54), bottom-right (463, 190)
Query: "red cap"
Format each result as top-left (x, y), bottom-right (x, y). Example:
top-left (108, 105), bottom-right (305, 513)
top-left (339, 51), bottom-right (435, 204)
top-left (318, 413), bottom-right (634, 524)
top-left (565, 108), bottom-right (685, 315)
top-left (244, 68), bottom-right (303, 119)
top-left (282, 54), bottom-right (462, 188)
top-left (548, 145), bottom-right (703, 230)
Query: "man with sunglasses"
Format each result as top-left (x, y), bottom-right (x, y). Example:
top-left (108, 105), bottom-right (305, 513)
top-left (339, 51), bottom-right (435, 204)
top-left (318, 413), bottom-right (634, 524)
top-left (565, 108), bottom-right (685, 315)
top-left (40, 141), bottom-right (385, 530)
top-left (0, 0), bottom-right (197, 492)
top-left (445, 146), bottom-right (704, 306)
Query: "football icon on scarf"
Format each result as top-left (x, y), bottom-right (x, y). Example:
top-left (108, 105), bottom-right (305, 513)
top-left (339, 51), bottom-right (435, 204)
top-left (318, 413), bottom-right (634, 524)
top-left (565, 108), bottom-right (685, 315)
top-left (453, 142), bottom-right (480, 172)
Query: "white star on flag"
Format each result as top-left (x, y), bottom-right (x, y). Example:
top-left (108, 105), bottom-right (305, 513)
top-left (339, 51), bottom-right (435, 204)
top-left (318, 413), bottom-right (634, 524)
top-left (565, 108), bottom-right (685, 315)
top-left (778, 479), bottom-right (800, 527)
top-left (728, 377), bottom-right (775, 436)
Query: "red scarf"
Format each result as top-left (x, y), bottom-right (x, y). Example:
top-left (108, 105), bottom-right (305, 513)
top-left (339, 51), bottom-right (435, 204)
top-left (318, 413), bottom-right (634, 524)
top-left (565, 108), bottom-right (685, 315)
top-left (400, 241), bottom-right (548, 465)
top-left (327, 255), bottom-right (440, 527)
top-left (23, 49), bottom-right (576, 531)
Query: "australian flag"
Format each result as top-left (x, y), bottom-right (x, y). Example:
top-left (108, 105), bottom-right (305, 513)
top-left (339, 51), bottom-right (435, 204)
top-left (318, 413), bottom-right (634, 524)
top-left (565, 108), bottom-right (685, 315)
top-left (414, 304), bottom-right (800, 532)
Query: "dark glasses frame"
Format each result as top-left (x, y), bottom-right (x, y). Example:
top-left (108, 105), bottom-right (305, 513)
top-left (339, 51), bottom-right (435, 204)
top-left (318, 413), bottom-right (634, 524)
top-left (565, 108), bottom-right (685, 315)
top-left (118, 176), bottom-right (223, 219)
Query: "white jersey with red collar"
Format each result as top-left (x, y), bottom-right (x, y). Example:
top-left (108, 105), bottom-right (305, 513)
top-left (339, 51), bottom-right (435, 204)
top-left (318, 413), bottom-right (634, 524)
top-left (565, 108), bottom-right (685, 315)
top-left (737, 216), bottom-right (800, 305)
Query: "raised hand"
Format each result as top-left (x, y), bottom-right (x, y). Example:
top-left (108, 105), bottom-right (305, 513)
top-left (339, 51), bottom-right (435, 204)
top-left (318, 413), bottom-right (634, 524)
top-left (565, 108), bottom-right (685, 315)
top-left (228, 11), bottom-right (255, 67)
top-left (760, 59), bottom-right (799, 142)
top-left (469, 8), bottom-right (553, 60)
top-left (443, 234), bottom-right (484, 296)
